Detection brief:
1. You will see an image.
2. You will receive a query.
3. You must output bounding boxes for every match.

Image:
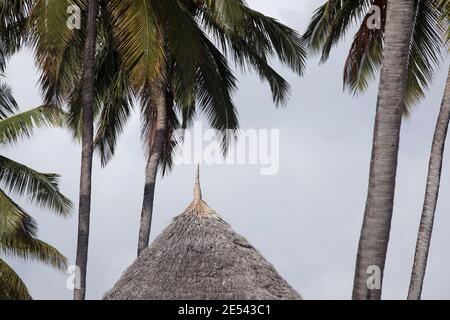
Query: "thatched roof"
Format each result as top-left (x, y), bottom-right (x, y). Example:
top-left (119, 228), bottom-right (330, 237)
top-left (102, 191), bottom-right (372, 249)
top-left (104, 168), bottom-right (301, 300)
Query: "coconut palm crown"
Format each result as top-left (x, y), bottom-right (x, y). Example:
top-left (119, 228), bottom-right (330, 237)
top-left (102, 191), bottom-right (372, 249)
top-left (0, 82), bottom-right (72, 300)
top-left (303, 0), bottom-right (445, 113)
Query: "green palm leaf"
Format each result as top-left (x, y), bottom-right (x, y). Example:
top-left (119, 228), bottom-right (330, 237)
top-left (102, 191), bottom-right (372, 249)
top-left (0, 0), bottom-right (32, 72)
top-left (0, 106), bottom-right (65, 145)
top-left (0, 155), bottom-right (72, 216)
top-left (305, 0), bottom-right (445, 111)
top-left (199, 4), bottom-right (306, 106)
top-left (1, 233), bottom-right (68, 271)
top-left (0, 188), bottom-right (37, 238)
top-left (342, 0), bottom-right (385, 95)
top-left (107, 0), bottom-right (162, 93)
top-left (0, 82), bottom-right (18, 120)
top-left (0, 258), bottom-right (31, 300)
top-left (303, 0), bottom-right (370, 61)
top-left (94, 68), bottom-right (133, 166)
top-left (404, 0), bottom-right (444, 110)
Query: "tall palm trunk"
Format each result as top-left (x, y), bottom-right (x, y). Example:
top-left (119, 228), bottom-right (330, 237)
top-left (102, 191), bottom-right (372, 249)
top-left (352, 0), bottom-right (415, 300)
top-left (408, 67), bottom-right (450, 300)
top-left (137, 80), bottom-right (168, 256)
top-left (73, 0), bottom-right (98, 300)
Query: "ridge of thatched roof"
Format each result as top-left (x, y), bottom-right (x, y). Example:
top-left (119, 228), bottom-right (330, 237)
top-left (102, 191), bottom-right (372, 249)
top-left (104, 167), bottom-right (301, 300)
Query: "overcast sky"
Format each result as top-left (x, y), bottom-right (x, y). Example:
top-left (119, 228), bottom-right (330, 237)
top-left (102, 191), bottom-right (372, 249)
top-left (4, 0), bottom-right (450, 300)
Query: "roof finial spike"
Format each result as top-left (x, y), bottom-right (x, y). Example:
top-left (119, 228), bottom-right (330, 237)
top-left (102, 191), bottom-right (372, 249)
top-left (194, 164), bottom-right (202, 202)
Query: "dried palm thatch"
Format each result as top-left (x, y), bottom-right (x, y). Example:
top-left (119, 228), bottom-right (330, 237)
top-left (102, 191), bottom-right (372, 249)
top-left (105, 167), bottom-right (301, 300)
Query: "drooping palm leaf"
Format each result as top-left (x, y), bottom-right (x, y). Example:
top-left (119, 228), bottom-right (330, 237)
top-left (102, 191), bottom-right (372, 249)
top-left (199, 0), bottom-right (247, 31)
top-left (94, 68), bottom-right (133, 166)
top-left (92, 8), bottom-right (134, 165)
top-left (0, 155), bottom-right (72, 215)
top-left (0, 188), bottom-right (37, 238)
top-left (0, 82), bottom-right (18, 120)
top-left (343, 0), bottom-right (386, 94)
top-left (0, 0), bottom-right (32, 72)
top-left (199, 4), bottom-right (306, 106)
top-left (27, 0), bottom-right (306, 171)
top-left (304, 0), bottom-right (445, 111)
top-left (26, 0), bottom-right (87, 106)
top-left (0, 106), bottom-right (65, 145)
top-left (0, 189), bottom-right (67, 297)
top-left (107, 0), bottom-right (163, 94)
top-left (1, 233), bottom-right (67, 271)
top-left (140, 88), bottom-right (182, 176)
top-left (0, 258), bottom-right (31, 300)
top-left (404, 0), bottom-right (444, 109)
top-left (244, 9), bottom-right (306, 75)
top-left (65, 21), bottom-right (117, 143)
top-left (303, 0), bottom-right (370, 61)
top-left (195, 34), bottom-right (239, 151)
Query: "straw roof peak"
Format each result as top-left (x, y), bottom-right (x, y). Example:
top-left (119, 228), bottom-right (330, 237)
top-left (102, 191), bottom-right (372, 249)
top-left (193, 164), bottom-right (202, 203)
top-left (187, 165), bottom-right (217, 218)
top-left (104, 166), bottom-right (302, 300)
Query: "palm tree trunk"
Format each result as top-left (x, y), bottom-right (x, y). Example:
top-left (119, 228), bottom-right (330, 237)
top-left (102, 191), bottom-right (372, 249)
top-left (352, 0), bottom-right (415, 300)
top-left (137, 81), bottom-right (168, 257)
top-left (408, 67), bottom-right (450, 300)
top-left (73, 0), bottom-right (98, 301)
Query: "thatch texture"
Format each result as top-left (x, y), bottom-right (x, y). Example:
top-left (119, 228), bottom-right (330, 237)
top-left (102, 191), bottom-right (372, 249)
top-left (105, 169), bottom-right (301, 300)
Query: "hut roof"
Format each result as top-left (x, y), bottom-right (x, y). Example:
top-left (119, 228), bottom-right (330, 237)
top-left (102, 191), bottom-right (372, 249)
top-left (104, 167), bottom-right (301, 300)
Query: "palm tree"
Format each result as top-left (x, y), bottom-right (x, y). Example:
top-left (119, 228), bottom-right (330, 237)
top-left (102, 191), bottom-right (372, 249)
top-left (304, 0), bottom-right (443, 112)
top-left (24, 0), bottom-right (306, 256)
top-left (8, 0), bottom-right (303, 296)
top-left (353, 1), bottom-right (416, 299)
top-left (0, 0), bottom-right (99, 300)
top-left (303, 0), bottom-right (444, 299)
top-left (0, 82), bottom-right (72, 300)
top-left (71, 0), bottom-right (98, 301)
top-left (408, 0), bottom-right (450, 300)
top-left (408, 66), bottom-right (450, 300)
top-left (132, 1), bottom-right (307, 256)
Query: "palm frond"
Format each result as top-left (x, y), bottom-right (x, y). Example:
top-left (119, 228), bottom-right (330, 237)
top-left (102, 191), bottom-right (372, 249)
top-left (198, 3), bottom-right (305, 106)
top-left (0, 155), bottom-right (72, 216)
top-left (0, 258), bottom-right (31, 300)
top-left (343, 0), bottom-right (386, 94)
top-left (404, 0), bottom-right (444, 111)
top-left (107, 0), bottom-right (163, 93)
top-left (0, 0), bottom-right (32, 71)
top-left (91, 10), bottom-right (134, 166)
top-left (94, 68), bottom-right (133, 166)
top-left (201, 0), bottom-right (246, 30)
top-left (159, 105), bottom-right (181, 176)
top-left (0, 106), bottom-right (65, 145)
top-left (152, 0), bottom-right (240, 152)
top-left (307, 0), bottom-right (445, 112)
top-left (1, 233), bottom-right (67, 271)
top-left (303, 0), bottom-right (370, 61)
top-left (196, 35), bottom-right (239, 153)
top-left (0, 82), bottom-right (18, 120)
top-left (343, 0), bottom-right (444, 111)
top-left (244, 9), bottom-right (306, 75)
top-left (438, 0), bottom-right (450, 42)
top-left (0, 188), bottom-right (67, 271)
top-left (28, 0), bottom-right (83, 105)
top-left (0, 188), bottom-right (37, 238)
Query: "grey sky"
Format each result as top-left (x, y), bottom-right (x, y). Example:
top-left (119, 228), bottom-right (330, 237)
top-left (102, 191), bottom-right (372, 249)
top-left (3, 0), bottom-right (450, 300)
